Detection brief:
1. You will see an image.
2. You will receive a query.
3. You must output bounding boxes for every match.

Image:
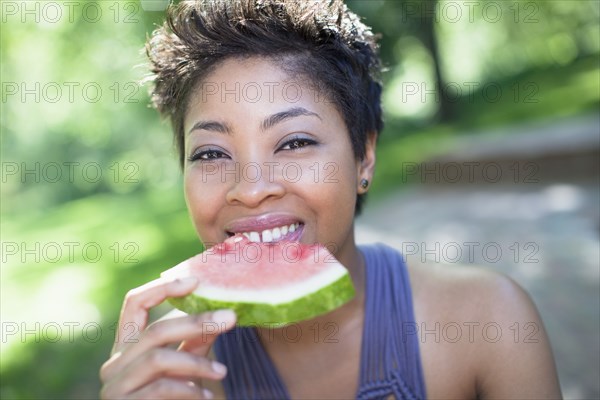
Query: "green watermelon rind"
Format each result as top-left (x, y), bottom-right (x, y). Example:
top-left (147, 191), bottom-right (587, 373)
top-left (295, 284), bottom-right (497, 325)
top-left (168, 272), bottom-right (355, 326)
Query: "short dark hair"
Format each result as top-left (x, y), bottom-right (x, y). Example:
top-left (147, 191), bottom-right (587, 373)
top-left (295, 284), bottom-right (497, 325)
top-left (146, 0), bottom-right (383, 214)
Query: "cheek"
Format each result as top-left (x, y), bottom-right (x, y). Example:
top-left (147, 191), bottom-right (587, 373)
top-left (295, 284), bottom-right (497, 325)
top-left (184, 173), bottom-right (224, 234)
top-left (299, 155), bottom-right (358, 216)
top-left (316, 181), bottom-right (356, 219)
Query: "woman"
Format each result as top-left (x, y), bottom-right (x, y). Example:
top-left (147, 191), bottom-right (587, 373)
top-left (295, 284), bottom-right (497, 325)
top-left (100, 1), bottom-right (562, 398)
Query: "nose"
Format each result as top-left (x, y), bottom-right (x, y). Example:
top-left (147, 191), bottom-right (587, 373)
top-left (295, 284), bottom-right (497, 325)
top-left (225, 162), bottom-right (285, 208)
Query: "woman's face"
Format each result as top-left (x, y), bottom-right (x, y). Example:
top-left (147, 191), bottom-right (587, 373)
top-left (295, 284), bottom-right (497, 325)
top-left (182, 57), bottom-right (375, 265)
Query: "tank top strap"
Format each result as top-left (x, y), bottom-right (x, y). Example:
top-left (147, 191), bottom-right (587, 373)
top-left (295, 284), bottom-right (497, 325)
top-left (213, 327), bottom-right (290, 399)
top-left (357, 243), bottom-right (427, 400)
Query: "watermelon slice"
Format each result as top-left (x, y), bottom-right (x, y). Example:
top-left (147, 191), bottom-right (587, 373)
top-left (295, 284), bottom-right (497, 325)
top-left (161, 235), bottom-right (355, 326)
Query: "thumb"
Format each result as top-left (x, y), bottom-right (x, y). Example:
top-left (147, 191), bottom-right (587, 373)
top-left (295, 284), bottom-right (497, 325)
top-left (178, 309), bottom-right (237, 356)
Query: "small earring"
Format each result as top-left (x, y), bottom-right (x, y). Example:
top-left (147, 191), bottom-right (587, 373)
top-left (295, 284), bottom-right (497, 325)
top-left (360, 179), bottom-right (369, 189)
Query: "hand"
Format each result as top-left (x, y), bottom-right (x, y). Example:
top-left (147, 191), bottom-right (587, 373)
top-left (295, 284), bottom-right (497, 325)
top-left (99, 276), bottom-right (236, 399)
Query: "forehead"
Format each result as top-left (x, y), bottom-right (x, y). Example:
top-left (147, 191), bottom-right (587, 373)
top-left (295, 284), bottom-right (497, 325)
top-left (183, 57), bottom-right (337, 131)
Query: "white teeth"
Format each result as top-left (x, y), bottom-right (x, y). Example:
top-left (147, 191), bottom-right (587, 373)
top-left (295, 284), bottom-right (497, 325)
top-left (249, 232), bottom-right (260, 242)
top-left (236, 223), bottom-right (300, 243)
top-left (262, 229), bottom-right (273, 242)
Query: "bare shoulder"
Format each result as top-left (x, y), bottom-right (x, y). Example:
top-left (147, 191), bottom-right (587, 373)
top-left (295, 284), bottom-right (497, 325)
top-left (407, 259), bottom-right (546, 325)
top-left (406, 260), bottom-right (562, 399)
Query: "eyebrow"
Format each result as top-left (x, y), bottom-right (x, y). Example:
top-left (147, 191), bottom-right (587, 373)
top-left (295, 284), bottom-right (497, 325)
top-left (188, 107), bottom-right (321, 136)
top-left (188, 121), bottom-right (232, 135)
top-left (260, 107), bottom-right (321, 132)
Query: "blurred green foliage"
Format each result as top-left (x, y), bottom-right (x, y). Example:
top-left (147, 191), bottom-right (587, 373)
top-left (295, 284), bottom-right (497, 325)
top-left (1, 0), bottom-right (598, 398)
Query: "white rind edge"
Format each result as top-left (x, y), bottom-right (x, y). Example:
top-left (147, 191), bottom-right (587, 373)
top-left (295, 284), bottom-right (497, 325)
top-left (190, 264), bottom-right (348, 304)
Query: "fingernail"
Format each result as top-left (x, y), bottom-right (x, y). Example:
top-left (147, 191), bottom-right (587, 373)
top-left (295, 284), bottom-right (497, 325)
top-left (212, 361), bottom-right (227, 375)
top-left (203, 388), bottom-right (214, 399)
top-left (212, 309), bottom-right (236, 325)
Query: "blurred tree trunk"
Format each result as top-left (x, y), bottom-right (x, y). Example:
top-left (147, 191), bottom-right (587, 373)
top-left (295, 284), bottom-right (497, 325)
top-left (417, 0), bottom-right (453, 122)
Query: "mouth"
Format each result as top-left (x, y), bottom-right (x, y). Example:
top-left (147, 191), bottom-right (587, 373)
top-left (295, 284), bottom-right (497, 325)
top-left (226, 222), bottom-right (304, 243)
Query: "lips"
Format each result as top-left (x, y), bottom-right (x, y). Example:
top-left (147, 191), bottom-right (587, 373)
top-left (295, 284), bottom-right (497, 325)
top-left (225, 214), bottom-right (304, 243)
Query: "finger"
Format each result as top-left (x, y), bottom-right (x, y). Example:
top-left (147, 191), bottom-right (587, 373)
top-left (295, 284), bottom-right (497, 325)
top-left (179, 309), bottom-right (237, 355)
top-left (132, 379), bottom-right (213, 400)
top-left (102, 377), bottom-right (210, 400)
top-left (106, 347), bottom-right (226, 396)
top-left (113, 276), bottom-right (199, 354)
top-left (101, 310), bottom-right (235, 383)
top-left (133, 379), bottom-right (213, 400)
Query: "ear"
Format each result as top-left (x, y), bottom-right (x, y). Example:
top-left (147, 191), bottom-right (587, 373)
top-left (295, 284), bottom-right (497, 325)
top-left (357, 131), bottom-right (377, 194)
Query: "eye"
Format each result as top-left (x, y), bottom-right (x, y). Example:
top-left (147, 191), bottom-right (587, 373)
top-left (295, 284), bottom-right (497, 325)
top-left (278, 136), bottom-right (318, 151)
top-left (187, 148), bottom-right (229, 162)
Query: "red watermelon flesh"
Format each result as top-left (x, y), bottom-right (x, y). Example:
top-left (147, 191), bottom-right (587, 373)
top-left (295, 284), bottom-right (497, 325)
top-left (161, 235), bottom-right (355, 326)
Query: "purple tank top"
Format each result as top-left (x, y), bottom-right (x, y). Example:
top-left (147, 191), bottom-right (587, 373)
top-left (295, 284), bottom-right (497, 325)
top-left (213, 243), bottom-right (427, 399)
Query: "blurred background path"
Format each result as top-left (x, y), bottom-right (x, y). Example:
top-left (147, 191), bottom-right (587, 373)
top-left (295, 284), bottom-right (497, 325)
top-left (356, 113), bottom-right (600, 398)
